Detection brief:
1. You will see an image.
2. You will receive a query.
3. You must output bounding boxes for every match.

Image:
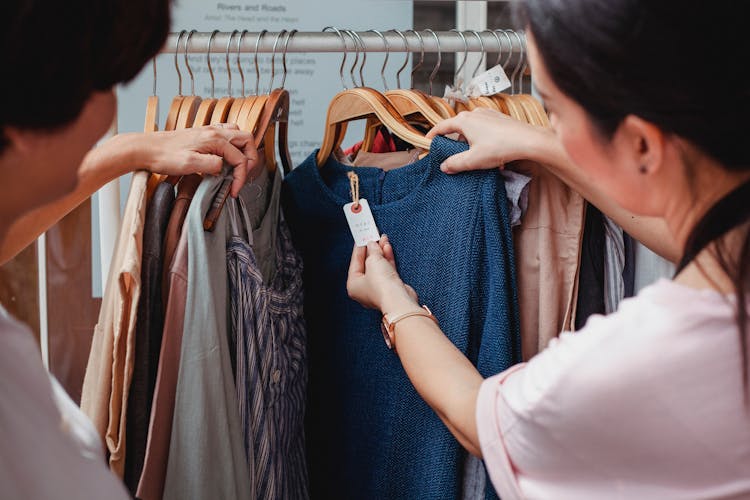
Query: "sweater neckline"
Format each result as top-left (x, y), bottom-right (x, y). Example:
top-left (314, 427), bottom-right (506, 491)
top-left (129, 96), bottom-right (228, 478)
top-left (308, 146), bottom-right (437, 210)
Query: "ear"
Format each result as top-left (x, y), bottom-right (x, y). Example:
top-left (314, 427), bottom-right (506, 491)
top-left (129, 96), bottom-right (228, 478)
top-left (613, 115), bottom-right (666, 176)
top-left (3, 127), bottom-right (36, 155)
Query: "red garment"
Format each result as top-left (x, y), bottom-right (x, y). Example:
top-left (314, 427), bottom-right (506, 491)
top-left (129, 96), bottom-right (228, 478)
top-left (343, 128), bottom-right (397, 157)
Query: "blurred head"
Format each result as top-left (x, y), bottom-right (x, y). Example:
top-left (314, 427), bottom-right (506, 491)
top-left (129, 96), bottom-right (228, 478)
top-left (516, 0), bottom-right (748, 218)
top-left (515, 0), bottom-right (750, 392)
top-left (0, 0), bottom-right (171, 220)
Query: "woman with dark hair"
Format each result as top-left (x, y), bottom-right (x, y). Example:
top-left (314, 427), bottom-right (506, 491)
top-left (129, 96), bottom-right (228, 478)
top-left (0, 1), bottom-right (259, 497)
top-left (347, 1), bottom-right (750, 498)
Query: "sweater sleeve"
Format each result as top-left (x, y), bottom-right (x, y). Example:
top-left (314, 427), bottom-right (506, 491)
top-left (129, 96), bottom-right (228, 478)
top-left (472, 171), bottom-right (522, 378)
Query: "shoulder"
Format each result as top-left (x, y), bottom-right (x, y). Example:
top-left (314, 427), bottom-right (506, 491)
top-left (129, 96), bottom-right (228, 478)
top-left (0, 309), bottom-right (129, 498)
top-left (478, 278), bottom-right (750, 500)
top-left (505, 279), bottom-right (735, 411)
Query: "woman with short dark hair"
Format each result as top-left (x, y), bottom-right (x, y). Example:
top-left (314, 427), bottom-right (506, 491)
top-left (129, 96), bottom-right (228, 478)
top-left (0, 1), bottom-right (258, 497)
top-left (347, 1), bottom-right (750, 497)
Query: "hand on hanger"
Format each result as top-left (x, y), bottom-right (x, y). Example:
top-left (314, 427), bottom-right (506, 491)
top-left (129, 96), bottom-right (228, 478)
top-left (130, 124), bottom-right (259, 198)
top-left (426, 108), bottom-right (549, 174)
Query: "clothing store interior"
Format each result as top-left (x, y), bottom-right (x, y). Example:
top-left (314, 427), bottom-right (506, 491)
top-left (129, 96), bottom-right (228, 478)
top-left (2, 0), bottom-right (749, 498)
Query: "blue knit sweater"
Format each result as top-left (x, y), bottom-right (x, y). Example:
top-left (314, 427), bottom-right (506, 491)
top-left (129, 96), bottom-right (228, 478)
top-left (282, 136), bottom-right (521, 500)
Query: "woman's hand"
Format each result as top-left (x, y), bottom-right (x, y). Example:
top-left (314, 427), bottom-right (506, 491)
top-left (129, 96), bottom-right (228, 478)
top-left (137, 123), bottom-right (259, 197)
top-left (347, 235), bottom-right (420, 315)
top-left (427, 108), bottom-right (553, 174)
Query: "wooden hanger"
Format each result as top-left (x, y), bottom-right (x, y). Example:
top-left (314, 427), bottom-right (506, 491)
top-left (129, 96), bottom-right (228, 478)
top-left (195, 30), bottom-right (236, 127)
top-left (493, 93), bottom-right (526, 121)
top-left (385, 89), bottom-right (444, 126)
top-left (316, 87), bottom-right (432, 166)
top-left (203, 88), bottom-right (291, 231)
top-left (209, 96), bottom-right (234, 123)
top-left (362, 30), bottom-right (443, 128)
top-left (144, 60), bottom-right (163, 197)
top-left (246, 30), bottom-right (295, 173)
top-left (144, 59), bottom-right (159, 133)
top-left (472, 96), bottom-right (500, 111)
top-left (174, 31), bottom-right (202, 129)
top-left (164, 30), bottom-right (189, 131)
top-left (176, 95), bottom-right (201, 129)
top-left (461, 31), bottom-right (502, 113)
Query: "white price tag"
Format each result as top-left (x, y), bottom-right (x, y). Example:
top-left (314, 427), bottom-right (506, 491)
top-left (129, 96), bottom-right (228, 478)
top-left (443, 84), bottom-right (468, 105)
top-left (343, 198), bottom-right (381, 247)
top-left (466, 64), bottom-right (511, 98)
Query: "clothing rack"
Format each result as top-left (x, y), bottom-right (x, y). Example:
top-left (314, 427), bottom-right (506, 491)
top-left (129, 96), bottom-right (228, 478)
top-left (160, 30), bottom-right (526, 54)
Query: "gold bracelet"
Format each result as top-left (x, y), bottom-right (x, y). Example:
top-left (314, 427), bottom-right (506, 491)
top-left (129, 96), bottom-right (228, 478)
top-left (380, 305), bottom-right (438, 351)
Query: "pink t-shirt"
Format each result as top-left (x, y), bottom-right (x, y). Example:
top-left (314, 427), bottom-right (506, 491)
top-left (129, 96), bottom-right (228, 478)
top-left (477, 279), bottom-right (750, 499)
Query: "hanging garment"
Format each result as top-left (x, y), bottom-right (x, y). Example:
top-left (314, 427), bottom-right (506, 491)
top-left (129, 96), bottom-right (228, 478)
top-left (623, 233), bottom-right (636, 298)
top-left (511, 160), bottom-right (585, 359)
top-left (603, 215), bottom-right (625, 314)
top-left (0, 305), bottom-right (130, 499)
top-left (125, 181), bottom-right (175, 495)
top-left (575, 204), bottom-right (606, 330)
top-left (162, 169), bottom-right (251, 500)
top-left (137, 226), bottom-right (189, 500)
top-left (161, 174), bottom-right (201, 305)
top-left (227, 169), bottom-right (309, 500)
top-left (283, 135), bottom-right (521, 500)
top-left (634, 241), bottom-right (675, 293)
top-left (81, 170), bottom-right (149, 477)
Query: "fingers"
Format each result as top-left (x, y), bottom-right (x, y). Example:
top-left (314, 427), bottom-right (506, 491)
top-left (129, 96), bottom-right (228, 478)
top-left (348, 244), bottom-right (367, 278)
top-left (380, 235), bottom-right (396, 266)
top-left (198, 126), bottom-right (259, 197)
top-left (366, 240), bottom-right (385, 260)
top-left (439, 150), bottom-right (486, 174)
top-left (426, 116), bottom-right (463, 140)
top-left (210, 123), bottom-right (239, 130)
top-left (188, 153), bottom-right (223, 175)
top-left (208, 141), bottom-right (248, 197)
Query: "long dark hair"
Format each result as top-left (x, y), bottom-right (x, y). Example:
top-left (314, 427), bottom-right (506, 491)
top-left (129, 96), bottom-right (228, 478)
top-left (516, 0), bottom-right (750, 390)
top-left (0, 0), bottom-right (171, 152)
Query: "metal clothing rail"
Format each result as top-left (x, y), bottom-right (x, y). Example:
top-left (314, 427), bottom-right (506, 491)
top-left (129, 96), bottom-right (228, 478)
top-left (160, 30), bottom-right (525, 54)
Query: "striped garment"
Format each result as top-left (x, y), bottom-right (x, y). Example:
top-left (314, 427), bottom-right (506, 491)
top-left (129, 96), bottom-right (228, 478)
top-left (603, 216), bottom-right (626, 314)
top-left (227, 217), bottom-right (309, 500)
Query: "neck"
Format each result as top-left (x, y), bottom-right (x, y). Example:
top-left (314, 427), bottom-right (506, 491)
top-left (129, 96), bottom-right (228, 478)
top-left (664, 159), bottom-right (750, 256)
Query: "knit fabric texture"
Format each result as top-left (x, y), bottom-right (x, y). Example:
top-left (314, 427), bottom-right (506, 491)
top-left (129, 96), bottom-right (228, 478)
top-left (282, 136), bottom-right (521, 500)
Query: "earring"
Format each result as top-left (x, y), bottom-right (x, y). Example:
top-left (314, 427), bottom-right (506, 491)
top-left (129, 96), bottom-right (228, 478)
top-left (639, 165), bottom-right (648, 174)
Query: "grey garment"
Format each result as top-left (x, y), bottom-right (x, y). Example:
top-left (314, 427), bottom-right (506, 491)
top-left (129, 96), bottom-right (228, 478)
top-left (462, 455), bottom-right (487, 500)
top-left (227, 175), bottom-right (308, 499)
top-left (235, 165), bottom-right (278, 284)
top-left (163, 169), bottom-right (251, 500)
top-left (634, 241), bottom-right (675, 293)
top-left (501, 170), bottom-right (532, 227)
top-left (603, 216), bottom-right (626, 314)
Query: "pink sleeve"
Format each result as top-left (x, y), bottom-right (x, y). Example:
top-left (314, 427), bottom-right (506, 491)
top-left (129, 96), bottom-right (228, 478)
top-left (476, 364), bottom-right (527, 500)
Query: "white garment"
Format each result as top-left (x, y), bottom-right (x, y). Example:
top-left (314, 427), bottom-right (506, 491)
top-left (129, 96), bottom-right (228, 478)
top-left (634, 241), bottom-right (675, 292)
top-left (477, 279), bottom-right (750, 500)
top-left (0, 305), bottom-right (129, 500)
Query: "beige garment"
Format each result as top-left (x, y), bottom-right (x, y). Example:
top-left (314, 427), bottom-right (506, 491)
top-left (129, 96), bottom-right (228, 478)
top-left (352, 149), bottom-right (422, 170)
top-left (511, 161), bottom-right (585, 360)
top-left (81, 170), bottom-right (149, 477)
